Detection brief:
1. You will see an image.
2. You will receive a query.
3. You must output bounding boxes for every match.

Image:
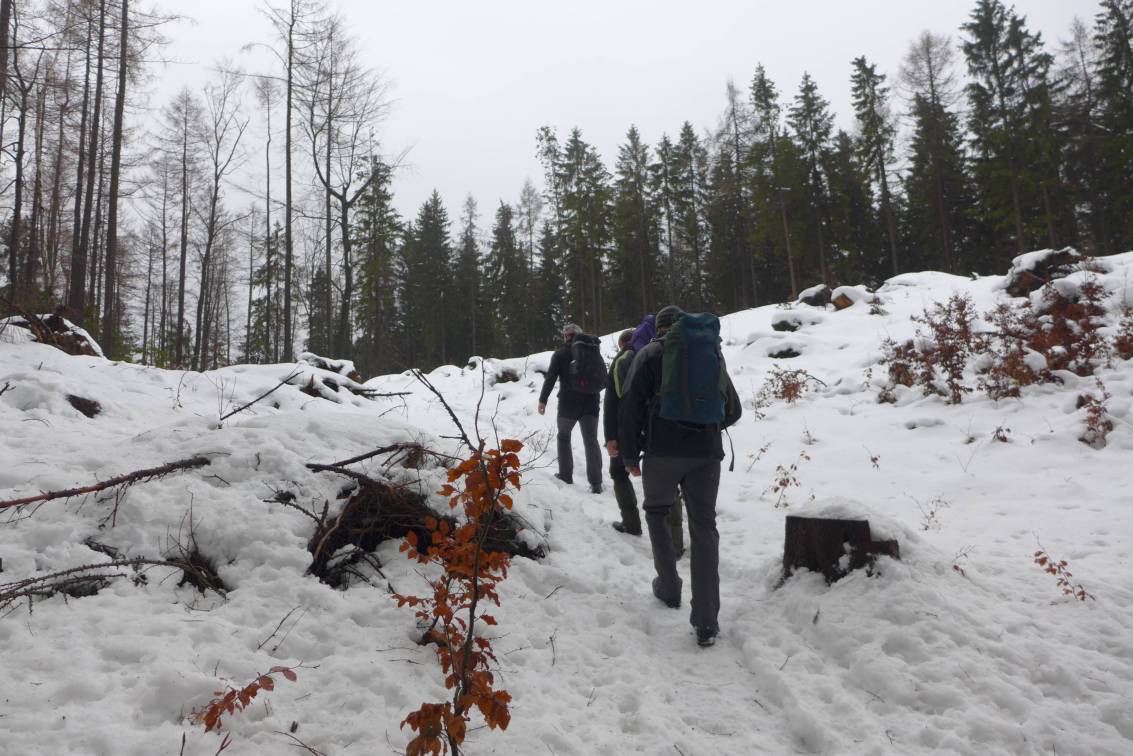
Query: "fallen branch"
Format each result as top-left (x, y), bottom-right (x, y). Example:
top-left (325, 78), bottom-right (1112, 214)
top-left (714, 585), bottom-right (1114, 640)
top-left (220, 370), bottom-right (302, 421)
top-left (0, 456), bottom-right (212, 510)
top-left (0, 382), bottom-right (12, 397)
top-left (0, 556), bottom-right (227, 612)
top-left (303, 462), bottom-right (377, 487)
top-left (321, 442), bottom-right (462, 470)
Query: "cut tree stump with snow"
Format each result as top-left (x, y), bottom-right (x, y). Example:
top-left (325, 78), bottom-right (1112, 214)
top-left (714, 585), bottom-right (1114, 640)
top-left (782, 515), bottom-right (899, 584)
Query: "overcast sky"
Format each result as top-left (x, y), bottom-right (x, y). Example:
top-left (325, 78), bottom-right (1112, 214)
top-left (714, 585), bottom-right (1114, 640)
top-left (158, 0), bottom-right (1100, 222)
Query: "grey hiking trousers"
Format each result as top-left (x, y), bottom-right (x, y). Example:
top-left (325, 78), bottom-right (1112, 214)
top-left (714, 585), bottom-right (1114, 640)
top-left (557, 414), bottom-right (603, 488)
top-left (642, 455), bottom-right (721, 631)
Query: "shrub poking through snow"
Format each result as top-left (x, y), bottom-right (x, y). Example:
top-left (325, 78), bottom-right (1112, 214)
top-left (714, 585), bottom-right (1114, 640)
top-left (912, 294), bottom-right (977, 404)
top-left (1033, 546), bottom-right (1094, 602)
top-left (1029, 276), bottom-right (1111, 376)
top-left (394, 438), bottom-right (523, 755)
top-left (877, 294), bottom-right (978, 404)
top-left (1077, 378), bottom-right (1113, 449)
top-left (1115, 306), bottom-right (1133, 360)
top-left (757, 366), bottom-right (826, 409)
top-left (191, 665), bottom-right (301, 733)
top-left (765, 451), bottom-right (811, 508)
top-left (977, 303), bottom-right (1046, 399)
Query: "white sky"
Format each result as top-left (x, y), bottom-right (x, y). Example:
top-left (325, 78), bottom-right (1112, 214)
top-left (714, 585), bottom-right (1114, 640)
top-left (156, 0), bottom-right (1099, 221)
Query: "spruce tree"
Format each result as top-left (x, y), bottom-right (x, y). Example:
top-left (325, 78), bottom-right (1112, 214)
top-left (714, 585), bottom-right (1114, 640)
top-left (452, 195), bottom-right (485, 359)
top-left (399, 191), bottom-right (453, 369)
top-left (788, 72), bottom-right (835, 284)
top-left (748, 64), bottom-right (798, 299)
top-left (899, 31), bottom-right (973, 272)
top-left (610, 125), bottom-right (659, 325)
top-left (962, 0), bottom-right (1064, 260)
top-left (674, 122), bottom-right (710, 309)
top-left (1093, 0), bottom-right (1133, 250)
top-left (850, 56), bottom-right (901, 276)
top-left (353, 157), bottom-right (402, 377)
top-left (484, 202), bottom-right (527, 356)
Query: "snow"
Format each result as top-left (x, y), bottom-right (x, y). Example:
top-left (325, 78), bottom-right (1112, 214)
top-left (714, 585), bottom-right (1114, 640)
top-left (4, 255), bottom-right (1133, 755)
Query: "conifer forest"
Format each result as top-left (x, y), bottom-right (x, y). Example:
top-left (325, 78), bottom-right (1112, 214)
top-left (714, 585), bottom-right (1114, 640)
top-left (2, 0), bottom-right (1132, 375)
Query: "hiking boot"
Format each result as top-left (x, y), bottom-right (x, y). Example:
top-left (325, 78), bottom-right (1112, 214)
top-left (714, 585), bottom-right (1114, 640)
top-left (652, 577), bottom-right (680, 609)
top-left (695, 625), bottom-right (718, 647)
top-left (590, 483), bottom-right (603, 494)
top-left (612, 521), bottom-right (642, 536)
top-left (553, 473), bottom-right (573, 485)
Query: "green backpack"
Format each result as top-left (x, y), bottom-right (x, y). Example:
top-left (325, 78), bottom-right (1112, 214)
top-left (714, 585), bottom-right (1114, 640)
top-left (659, 313), bottom-right (726, 426)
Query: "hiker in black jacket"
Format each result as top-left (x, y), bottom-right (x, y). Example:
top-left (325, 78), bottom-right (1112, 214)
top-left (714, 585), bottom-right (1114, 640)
top-left (604, 328), bottom-right (684, 554)
top-left (618, 305), bottom-right (742, 647)
top-left (539, 323), bottom-right (604, 493)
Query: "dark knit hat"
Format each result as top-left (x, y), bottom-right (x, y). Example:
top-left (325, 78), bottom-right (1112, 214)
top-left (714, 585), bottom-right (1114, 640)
top-left (655, 305), bottom-right (684, 329)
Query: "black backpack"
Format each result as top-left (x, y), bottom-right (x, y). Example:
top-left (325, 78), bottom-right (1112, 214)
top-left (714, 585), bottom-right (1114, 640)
top-left (567, 334), bottom-right (606, 394)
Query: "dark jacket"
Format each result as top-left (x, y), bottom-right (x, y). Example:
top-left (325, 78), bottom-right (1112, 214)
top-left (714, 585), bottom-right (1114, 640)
top-left (617, 338), bottom-right (742, 466)
top-left (539, 342), bottom-right (600, 419)
top-left (602, 346), bottom-right (636, 441)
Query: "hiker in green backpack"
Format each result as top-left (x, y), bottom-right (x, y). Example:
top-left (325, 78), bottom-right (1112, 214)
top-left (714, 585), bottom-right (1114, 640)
top-left (618, 305), bottom-right (742, 647)
top-left (604, 326), bottom-right (685, 555)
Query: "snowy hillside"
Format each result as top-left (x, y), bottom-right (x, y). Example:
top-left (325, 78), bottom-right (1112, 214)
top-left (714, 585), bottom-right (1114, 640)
top-left (3, 253), bottom-right (1133, 756)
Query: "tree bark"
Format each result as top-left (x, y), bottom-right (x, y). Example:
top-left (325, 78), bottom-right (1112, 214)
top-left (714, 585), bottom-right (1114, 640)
top-left (101, 0), bottom-right (129, 350)
top-left (77, 0), bottom-right (107, 326)
top-left (66, 10), bottom-right (94, 319)
top-left (782, 515), bottom-right (899, 584)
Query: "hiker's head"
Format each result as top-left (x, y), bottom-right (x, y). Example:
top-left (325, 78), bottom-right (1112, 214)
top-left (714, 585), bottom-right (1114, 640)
top-left (655, 305), bottom-right (684, 334)
top-left (562, 323), bottom-right (582, 342)
top-left (618, 329), bottom-right (634, 349)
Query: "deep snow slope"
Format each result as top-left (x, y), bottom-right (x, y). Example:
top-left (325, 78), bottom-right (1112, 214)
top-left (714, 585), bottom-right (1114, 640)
top-left (2, 256), bottom-right (1133, 756)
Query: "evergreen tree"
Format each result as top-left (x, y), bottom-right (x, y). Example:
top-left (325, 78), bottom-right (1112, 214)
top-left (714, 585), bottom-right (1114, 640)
top-left (354, 157), bottom-right (402, 377)
top-left (452, 195), bottom-right (485, 359)
top-left (532, 221), bottom-right (566, 349)
top-left (305, 265), bottom-right (334, 356)
top-left (546, 128), bottom-right (612, 332)
top-left (673, 122), bottom-right (710, 309)
top-left (1092, 1), bottom-right (1133, 250)
top-left (246, 222), bottom-right (285, 363)
top-left (962, 0), bottom-right (1065, 261)
top-left (651, 133), bottom-right (680, 303)
top-left (850, 56), bottom-right (901, 276)
top-left (899, 31), bottom-right (974, 272)
top-left (610, 126), bottom-right (659, 325)
top-left (484, 202), bottom-right (528, 356)
top-left (748, 64), bottom-right (799, 299)
top-left (824, 130), bottom-right (880, 284)
top-left (788, 72), bottom-right (835, 284)
top-left (398, 191), bottom-right (452, 369)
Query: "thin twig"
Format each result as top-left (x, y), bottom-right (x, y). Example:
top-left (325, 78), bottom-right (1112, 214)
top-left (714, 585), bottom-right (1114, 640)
top-left (257, 605), bottom-right (304, 651)
top-left (273, 731), bottom-right (327, 756)
top-left (219, 370), bottom-right (301, 421)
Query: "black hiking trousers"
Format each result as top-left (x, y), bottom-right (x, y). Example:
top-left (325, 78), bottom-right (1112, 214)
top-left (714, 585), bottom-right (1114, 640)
top-left (642, 455), bottom-right (721, 632)
top-left (557, 413), bottom-right (602, 488)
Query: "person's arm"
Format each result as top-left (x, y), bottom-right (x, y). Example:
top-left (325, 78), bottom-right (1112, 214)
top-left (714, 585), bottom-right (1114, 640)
top-left (618, 348), bottom-right (657, 472)
top-left (722, 361), bottom-right (743, 428)
top-left (603, 361), bottom-right (619, 445)
top-left (538, 348), bottom-right (562, 413)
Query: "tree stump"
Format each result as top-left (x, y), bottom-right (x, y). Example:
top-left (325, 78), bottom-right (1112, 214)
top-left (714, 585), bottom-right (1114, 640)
top-left (782, 515), bottom-right (899, 584)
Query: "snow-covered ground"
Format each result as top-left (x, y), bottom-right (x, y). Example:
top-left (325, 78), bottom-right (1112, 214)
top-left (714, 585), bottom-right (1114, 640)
top-left (3, 254), bottom-right (1133, 756)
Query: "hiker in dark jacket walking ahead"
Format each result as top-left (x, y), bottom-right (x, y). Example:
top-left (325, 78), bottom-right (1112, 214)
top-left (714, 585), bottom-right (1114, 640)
top-left (604, 328), bottom-right (685, 553)
top-left (539, 323), bottom-right (604, 493)
top-left (618, 305), bottom-right (742, 647)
